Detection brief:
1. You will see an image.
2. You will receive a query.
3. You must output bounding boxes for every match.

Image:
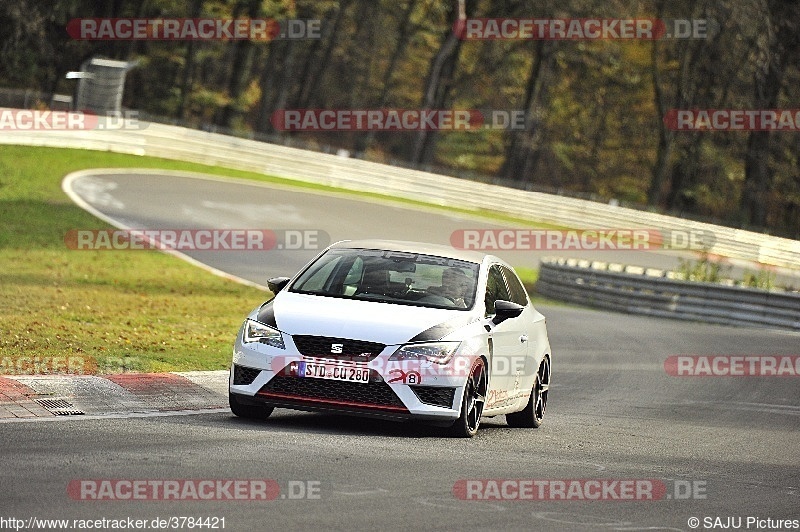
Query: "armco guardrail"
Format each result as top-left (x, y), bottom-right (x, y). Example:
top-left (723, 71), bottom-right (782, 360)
top-left (1, 115), bottom-right (798, 272)
top-left (536, 257), bottom-right (800, 330)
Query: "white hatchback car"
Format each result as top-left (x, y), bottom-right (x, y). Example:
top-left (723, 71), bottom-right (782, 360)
top-left (229, 240), bottom-right (551, 437)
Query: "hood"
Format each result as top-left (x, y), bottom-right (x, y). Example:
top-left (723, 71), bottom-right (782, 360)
top-left (258, 291), bottom-right (476, 345)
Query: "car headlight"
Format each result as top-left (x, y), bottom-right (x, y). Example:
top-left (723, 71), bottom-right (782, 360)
top-left (242, 319), bottom-right (285, 349)
top-left (389, 341), bottom-right (460, 364)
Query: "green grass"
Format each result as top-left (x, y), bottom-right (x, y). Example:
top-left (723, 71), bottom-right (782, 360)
top-left (0, 147), bottom-right (275, 372)
top-left (0, 145), bottom-right (555, 373)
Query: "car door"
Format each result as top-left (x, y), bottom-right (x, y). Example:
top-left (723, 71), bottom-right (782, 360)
top-left (498, 265), bottom-right (536, 408)
top-left (483, 264), bottom-right (527, 410)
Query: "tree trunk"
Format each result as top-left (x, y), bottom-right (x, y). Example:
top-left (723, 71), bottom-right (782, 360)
top-left (177, 0), bottom-right (203, 120)
top-left (255, 43), bottom-right (279, 133)
top-left (220, 0), bottom-right (261, 127)
top-left (647, 0), bottom-right (672, 205)
top-left (274, 39), bottom-right (299, 118)
top-left (410, 0), bottom-right (467, 167)
top-left (346, 0), bottom-right (379, 110)
top-left (664, 18), bottom-right (723, 213)
top-left (354, 0), bottom-right (417, 154)
top-left (740, 0), bottom-right (800, 228)
top-left (499, 39), bottom-right (549, 182)
top-left (294, 0), bottom-right (352, 108)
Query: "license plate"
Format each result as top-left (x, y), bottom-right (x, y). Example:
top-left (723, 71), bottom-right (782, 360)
top-left (297, 361), bottom-right (370, 384)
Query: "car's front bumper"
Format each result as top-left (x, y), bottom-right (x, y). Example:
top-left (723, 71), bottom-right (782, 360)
top-left (230, 332), bottom-right (471, 421)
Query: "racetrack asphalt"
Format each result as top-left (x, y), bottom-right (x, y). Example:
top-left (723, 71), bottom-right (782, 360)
top-left (0, 170), bottom-right (797, 531)
top-left (65, 170), bottom-right (775, 285)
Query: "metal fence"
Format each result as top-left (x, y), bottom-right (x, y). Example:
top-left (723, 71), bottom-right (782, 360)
top-left (536, 257), bottom-right (800, 331)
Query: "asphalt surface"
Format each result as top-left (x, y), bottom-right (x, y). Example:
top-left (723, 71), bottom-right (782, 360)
top-left (2, 306), bottom-right (798, 531)
top-left (0, 171), bottom-right (797, 531)
top-left (65, 171), bottom-right (714, 284)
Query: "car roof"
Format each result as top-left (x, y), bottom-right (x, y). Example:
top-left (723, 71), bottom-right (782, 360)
top-left (328, 239), bottom-right (491, 264)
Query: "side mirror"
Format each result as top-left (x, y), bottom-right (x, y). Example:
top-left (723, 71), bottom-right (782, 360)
top-left (267, 276), bottom-right (291, 294)
top-left (492, 300), bottom-right (524, 325)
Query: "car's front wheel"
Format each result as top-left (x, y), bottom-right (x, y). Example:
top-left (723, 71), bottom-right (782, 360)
top-left (506, 355), bottom-right (550, 428)
top-left (229, 393), bottom-right (274, 420)
top-left (450, 357), bottom-right (487, 438)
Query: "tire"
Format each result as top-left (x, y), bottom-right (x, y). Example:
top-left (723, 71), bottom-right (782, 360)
top-left (229, 393), bottom-right (274, 420)
top-left (449, 357), bottom-right (487, 438)
top-left (507, 356), bottom-right (550, 428)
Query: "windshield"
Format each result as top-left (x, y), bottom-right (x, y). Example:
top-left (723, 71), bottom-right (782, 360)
top-left (290, 248), bottom-right (480, 310)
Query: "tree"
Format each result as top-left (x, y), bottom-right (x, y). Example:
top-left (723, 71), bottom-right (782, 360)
top-left (410, 0), bottom-right (468, 167)
top-left (740, 0), bottom-right (800, 228)
top-left (219, 0), bottom-right (262, 128)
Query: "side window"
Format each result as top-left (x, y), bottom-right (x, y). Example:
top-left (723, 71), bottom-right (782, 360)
top-left (500, 266), bottom-right (529, 306)
top-left (342, 257), bottom-right (364, 295)
top-left (484, 266), bottom-right (511, 316)
top-left (295, 255), bottom-right (341, 292)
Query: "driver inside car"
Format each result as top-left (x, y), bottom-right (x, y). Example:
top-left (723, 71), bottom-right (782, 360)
top-left (428, 267), bottom-right (471, 308)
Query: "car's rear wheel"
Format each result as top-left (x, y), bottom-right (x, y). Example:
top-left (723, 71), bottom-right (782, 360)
top-left (450, 357), bottom-right (487, 438)
top-left (229, 393), bottom-right (274, 420)
top-left (506, 355), bottom-right (550, 428)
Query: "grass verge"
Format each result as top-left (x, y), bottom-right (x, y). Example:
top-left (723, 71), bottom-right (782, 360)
top-left (1, 145), bottom-right (557, 373)
top-left (0, 147), bottom-right (272, 372)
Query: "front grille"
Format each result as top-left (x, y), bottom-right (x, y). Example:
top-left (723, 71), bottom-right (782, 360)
top-left (258, 372), bottom-right (406, 411)
top-left (291, 335), bottom-right (385, 362)
top-left (232, 364), bottom-right (261, 385)
top-left (410, 386), bottom-right (456, 408)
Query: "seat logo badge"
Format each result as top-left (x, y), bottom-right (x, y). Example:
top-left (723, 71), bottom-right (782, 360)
top-left (330, 344), bottom-right (343, 354)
